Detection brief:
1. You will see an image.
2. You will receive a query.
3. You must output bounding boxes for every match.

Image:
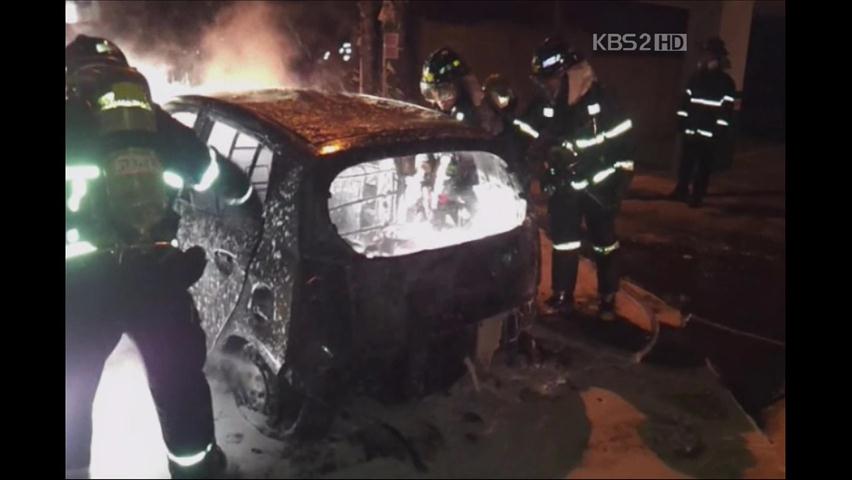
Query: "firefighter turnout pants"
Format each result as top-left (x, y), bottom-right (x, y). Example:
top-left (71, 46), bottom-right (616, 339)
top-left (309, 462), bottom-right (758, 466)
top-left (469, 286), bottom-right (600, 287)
top-left (547, 186), bottom-right (621, 299)
top-left (65, 250), bottom-right (215, 471)
top-left (675, 136), bottom-right (717, 201)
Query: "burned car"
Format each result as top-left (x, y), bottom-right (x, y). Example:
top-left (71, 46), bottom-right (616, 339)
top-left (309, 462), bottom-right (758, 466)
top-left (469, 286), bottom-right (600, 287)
top-left (164, 89), bottom-right (539, 437)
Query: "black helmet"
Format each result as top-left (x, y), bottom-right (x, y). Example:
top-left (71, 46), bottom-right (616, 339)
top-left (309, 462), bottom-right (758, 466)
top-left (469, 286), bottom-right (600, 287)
top-left (483, 74), bottom-right (516, 113)
top-left (420, 47), bottom-right (470, 106)
top-left (531, 37), bottom-right (583, 78)
top-left (701, 36), bottom-right (729, 57)
top-left (66, 35), bottom-right (129, 75)
top-left (421, 47), bottom-right (469, 85)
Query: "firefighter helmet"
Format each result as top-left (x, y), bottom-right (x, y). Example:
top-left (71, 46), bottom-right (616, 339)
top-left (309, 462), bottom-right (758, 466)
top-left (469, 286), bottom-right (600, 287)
top-left (67, 63), bottom-right (157, 134)
top-left (66, 35), bottom-right (129, 75)
top-left (420, 47), bottom-right (470, 105)
top-left (421, 47), bottom-right (469, 85)
top-left (531, 37), bottom-right (583, 78)
top-left (701, 36), bottom-right (729, 57)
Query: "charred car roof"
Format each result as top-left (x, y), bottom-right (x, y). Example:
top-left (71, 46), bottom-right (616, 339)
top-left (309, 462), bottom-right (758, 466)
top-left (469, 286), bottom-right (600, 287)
top-left (171, 88), bottom-right (492, 156)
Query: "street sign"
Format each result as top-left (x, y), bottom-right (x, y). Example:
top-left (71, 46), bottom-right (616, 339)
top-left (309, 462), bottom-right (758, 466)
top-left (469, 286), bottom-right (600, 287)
top-left (383, 33), bottom-right (399, 60)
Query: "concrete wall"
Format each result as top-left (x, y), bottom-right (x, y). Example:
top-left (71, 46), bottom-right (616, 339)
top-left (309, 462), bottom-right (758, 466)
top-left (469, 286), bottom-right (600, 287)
top-left (591, 48), bottom-right (684, 170)
top-left (646, 0), bottom-right (757, 90)
top-left (719, 0), bottom-right (756, 89)
top-left (643, 0), bottom-right (762, 165)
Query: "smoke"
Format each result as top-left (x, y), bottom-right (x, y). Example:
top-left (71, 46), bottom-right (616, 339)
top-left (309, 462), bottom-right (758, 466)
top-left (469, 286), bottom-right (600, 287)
top-left (195, 1), bottom-right (300, 94)
top-left (70, 1), bottom-right (331, 102)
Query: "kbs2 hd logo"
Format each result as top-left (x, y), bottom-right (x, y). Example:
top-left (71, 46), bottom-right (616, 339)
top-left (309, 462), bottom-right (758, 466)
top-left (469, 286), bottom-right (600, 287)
top-left (593, 33), bottom-right (687, 52)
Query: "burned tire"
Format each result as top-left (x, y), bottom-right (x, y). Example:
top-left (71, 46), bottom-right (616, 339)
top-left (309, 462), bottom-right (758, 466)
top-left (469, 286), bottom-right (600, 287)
top-left (229, 343), bottom-right (288, 439)
top-left (228, 342), bottom-right (335, 441)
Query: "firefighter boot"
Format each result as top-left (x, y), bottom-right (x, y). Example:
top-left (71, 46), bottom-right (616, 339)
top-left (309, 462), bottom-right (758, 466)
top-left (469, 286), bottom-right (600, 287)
top-left (599, 293), bottom-right (617, 322)
top-left (168, 444), bottom-right (227, 479)
top-left (542, 291), bottom-right (575, 318)
top-left (65, 467), bottom-right (90, 479)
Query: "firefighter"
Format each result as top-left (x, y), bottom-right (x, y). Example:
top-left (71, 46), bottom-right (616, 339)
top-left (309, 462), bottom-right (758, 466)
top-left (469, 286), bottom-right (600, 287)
top-left (484, 72), bottom-right (552, 143)
top-left (65, 35), bottom-right (244, 479)
top-left (528, 37), bottom-right (635, 321)
top-left (483, 74), bottom-right (519, 132)
top-left (670, 36), bottom-right (736, 208)
top-left (419, 47), bottom-right (502, 134)
top-left (418, 48), bottom-right (500, 228)
top-left (483, 73), bottom-right (537, 195)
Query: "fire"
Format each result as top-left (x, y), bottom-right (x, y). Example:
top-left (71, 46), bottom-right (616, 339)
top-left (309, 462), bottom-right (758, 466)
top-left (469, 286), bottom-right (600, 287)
top-left (195, 61), bottom-right (290, 98)
top-left (75, 1), bottom-right (300, 104)
top-left (125, 57), bottom-right (193, 103)
top-left (193, 0), bottom-right (298, 96)
top-left (128, 51), bottom-right (293, 104)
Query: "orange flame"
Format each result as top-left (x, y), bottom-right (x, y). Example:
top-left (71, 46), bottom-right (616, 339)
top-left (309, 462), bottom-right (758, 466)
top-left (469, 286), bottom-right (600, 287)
top-left (88, 1), bottom-right (302, 104)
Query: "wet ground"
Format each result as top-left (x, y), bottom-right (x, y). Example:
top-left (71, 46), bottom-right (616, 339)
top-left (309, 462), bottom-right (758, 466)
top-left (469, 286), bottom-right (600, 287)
top-left (616, 141), bottom-right (785, 419)
top-left (88, 328), bottom-right (780, 478)
top-left (618, 239), bottom-right (785, 417)
top-left (529, 139), bottom-right (785, 419)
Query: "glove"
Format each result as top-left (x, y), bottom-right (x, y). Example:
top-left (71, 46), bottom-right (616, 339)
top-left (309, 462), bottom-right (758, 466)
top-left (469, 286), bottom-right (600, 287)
top-left (158, 245), bottom-right (208, 289)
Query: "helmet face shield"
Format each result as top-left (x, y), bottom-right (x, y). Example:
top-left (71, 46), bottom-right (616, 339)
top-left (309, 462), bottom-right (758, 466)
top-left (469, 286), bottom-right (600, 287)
top-left (530, 37), bottom-right (582, 96)
top-left (532, 53), bottom-right (566, 78)
top-left (421, 81), bottom-right (458, 108)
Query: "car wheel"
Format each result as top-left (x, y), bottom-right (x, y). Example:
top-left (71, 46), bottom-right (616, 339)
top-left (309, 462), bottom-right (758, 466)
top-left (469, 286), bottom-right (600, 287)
top-left (229, 342), bottom-right (287, 439)
top-left (229, 342), bottom-right (335, 441)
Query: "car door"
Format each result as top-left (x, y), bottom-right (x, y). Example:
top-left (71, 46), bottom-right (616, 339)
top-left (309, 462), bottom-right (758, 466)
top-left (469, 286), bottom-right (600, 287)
top-left (170, 107), bottom-right (274, 347)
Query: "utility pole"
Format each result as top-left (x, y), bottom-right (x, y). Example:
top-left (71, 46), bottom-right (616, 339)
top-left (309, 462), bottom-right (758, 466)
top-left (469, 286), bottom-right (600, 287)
top-left (378, 0), bottom-right (408, 99)
top-left (358, 1), bottom-right (380, 95)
